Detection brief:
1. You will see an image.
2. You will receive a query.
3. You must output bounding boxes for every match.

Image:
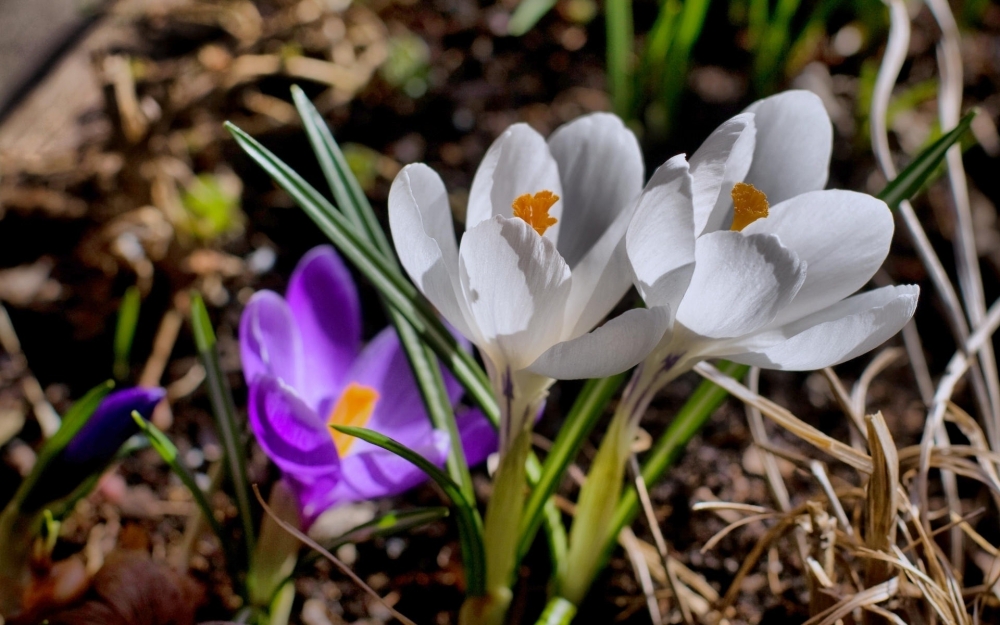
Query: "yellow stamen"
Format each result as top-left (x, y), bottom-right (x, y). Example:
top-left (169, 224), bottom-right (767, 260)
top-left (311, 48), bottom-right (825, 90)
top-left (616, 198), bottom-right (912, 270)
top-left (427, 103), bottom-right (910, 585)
top-left (730, 182), bottom-right (769, 231)
top-left (327, 382), bottom-right (380, 456)
top-left (512, 190), bottom-right (559, 236)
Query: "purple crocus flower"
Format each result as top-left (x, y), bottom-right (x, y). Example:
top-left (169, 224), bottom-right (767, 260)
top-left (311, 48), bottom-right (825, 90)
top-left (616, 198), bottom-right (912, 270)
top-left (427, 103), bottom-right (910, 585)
top-left (240, 245), bottom-right (497, 527)
top-left (23, 387), bottom-right (166, 512)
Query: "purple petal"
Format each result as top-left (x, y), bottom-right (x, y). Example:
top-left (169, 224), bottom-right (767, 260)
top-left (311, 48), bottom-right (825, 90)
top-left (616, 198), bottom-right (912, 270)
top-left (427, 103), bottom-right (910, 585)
top-left (23, 387), bottom-right (166, 511)
top-left (337, 327), bottom-right (433, 444)
top-left (63, 387), bottom-right (166, 466)
top-left (285, 246), bottom-right (362, 407)
top-left (456, 406), bottom-right (497, 467)
top-left (247, 376), bottom-right (340, 478)
top-left (239, 291), bottom-right (304, 391)
top-left (330, 429), bottom-right (451, 502)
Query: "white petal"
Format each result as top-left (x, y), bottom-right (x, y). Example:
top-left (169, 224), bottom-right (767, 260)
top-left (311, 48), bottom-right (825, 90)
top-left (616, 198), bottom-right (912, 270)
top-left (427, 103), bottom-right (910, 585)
top-left (743, 90), bottom-right (832, 204)
top-left (548, 113), bottom-right (644, 267)
top-left (625, 155), bottom-right (697, 312)
top-left (689, 112), bottom-right (756, 236)
top-left (676, 231), bottom-right (806, 339)
top-left (467, 124), bottom-right (564, 242)
top-left (727, 285), bottom-right (919, 370)
top-left (388, 164), bottom-right (473, 339)
top-left (459, 216), bottom-right (572, 370)
top-left (743, 189), bottom-right (893, 325)
top-left (562, 199), bottom-right (634, 338)
top-left (527, 306), bottom-right (672, 379)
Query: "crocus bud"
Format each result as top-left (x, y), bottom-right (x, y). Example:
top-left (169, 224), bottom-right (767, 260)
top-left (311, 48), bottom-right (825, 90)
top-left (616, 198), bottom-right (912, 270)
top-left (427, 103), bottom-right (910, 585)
top-left (21, 387), bottom-right (166, 513)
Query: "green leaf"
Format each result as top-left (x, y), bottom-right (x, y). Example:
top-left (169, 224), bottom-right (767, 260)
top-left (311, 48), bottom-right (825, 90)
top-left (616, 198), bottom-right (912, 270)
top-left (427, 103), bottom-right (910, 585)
top-left (7, 381), bottom-right (113, 514)
top-left (508, 0), bottom-right (558, 36)
top-left (639, 0), bottom-right (680, 97)
top-left (658, 0), bottom-right (712, 127)
top-left (753, 0), bottom-right (804, 92)
top-left (517, 373), bottom-right (626, 562)
top-left (331, 425), bottom-right (487, 596)
top-left (603, 360), bottom-right (749, 564)
top-left (878, 110), bottom-right (977, 210)
top-left (190, 292), bottom-right (255, 561)
top-left (114, 286), bottom-right (141, 381)
top-left (605, 0), bottom-right (634, 119)
top-left (130, 412), bottom-right (226, 542)
top-left (290, 87), bottom-right (476, 504)
top-left (226, 121), bottom-right (498, 428)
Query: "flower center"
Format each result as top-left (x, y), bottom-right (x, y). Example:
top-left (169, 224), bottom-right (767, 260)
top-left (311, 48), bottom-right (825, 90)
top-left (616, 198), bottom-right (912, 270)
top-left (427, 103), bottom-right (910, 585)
top-left (730, 182), bottom-right (769, 231)
top-left (327, 382), bottom-right (380, 456)
top-left (512, 190), bottom-right (559, 236)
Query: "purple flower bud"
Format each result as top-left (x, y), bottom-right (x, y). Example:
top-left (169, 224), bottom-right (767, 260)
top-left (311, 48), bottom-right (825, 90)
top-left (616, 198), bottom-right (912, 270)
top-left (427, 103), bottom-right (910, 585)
top-left (22, 387), bottom-right (165, 512)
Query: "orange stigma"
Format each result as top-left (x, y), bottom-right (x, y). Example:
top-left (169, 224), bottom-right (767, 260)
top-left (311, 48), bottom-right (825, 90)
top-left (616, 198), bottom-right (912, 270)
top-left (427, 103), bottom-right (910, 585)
top-left (730, 182), bottom-right (769, 231)
top-left (512, 190), bottom-right (559, 236)
top-left (327, 382), bottom-right (380, 456)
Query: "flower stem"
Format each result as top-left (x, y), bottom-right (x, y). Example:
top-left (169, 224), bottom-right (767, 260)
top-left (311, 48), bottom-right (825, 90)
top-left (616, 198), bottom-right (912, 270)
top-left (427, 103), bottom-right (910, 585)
top-left (484, 426), bottom-right (533, 604)
top-left (558, 360), bottom-right (675, 605)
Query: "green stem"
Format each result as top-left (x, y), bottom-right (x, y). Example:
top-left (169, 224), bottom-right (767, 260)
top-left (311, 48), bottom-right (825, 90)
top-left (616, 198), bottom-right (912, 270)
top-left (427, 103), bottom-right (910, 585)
top-left (535, 596), bottom-right (577, 625)
top-left (602, 361), bottom-right (749, 565)
top-left (552, 361), bottom-right (747, 618)
top-left (558, 362), bottom-right (665, 604)
top-left (484, 428), bottom-right (533, 605)
top-left (247, 483), bottom-right (300, 609)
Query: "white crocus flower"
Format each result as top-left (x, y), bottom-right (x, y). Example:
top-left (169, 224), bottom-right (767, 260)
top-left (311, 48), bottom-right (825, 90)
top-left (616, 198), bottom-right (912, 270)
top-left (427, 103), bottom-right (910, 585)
top-left (390, 113), bottom-right (681, 618)
top-left (560, 90), bottom-right (919, 607)
top-left (388, 113), bottom-right (675, 451)
top-left (628, 90), bottom-right (919, 381)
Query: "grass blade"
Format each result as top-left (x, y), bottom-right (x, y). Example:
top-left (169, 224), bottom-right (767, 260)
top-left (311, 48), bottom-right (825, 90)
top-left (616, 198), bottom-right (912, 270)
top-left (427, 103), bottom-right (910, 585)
top-left (878, 109), bottom-right (976, 209)
top-left (518, 373), bottom-right (626, 560)
top-left (753, 0), bottom-right (803, 92)
top-left (131, 412), bottom-right (226, 542)
top-left (190, 292), bottom-right (256, 560)
top-left (640, 0), bottom-right (680, 97)
top-left (290, 87), bottom-right (476, 503)
top-left (508, 0), bottom-right (558, 36)
top-left (659, 0), bottom-right (712, 127)
top-left (606, 0), bottom-right (635, 119)
top-left (114, 286), bottom-right (141, 381)
top-left (332, 425), bottom-right (487, 596)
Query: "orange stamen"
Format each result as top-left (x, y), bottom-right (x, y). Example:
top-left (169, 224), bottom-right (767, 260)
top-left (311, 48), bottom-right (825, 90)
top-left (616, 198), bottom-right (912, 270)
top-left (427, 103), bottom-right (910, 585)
top-left (327, 382), bottom-right (380, 456)
top-left (730, 182), bottom-right (769, 231)
top-left (512, 190), bottom-right (559, 236)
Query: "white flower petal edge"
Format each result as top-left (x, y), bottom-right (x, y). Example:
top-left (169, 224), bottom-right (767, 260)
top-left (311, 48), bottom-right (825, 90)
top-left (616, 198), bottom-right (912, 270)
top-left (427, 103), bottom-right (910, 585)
top-left (676, 231), bottom-right (806, 339)
top-left (742, 189), bottom-right (894, 325)
top-left (625, 154), bottom-right (697, 315)
top-left (724, 285), bottom-right (920, 370)
top-left (549, 113), bottom-right (644, 267)
top-left (388, 164), bottom-right (475, 341)
top-left (528, 305), bottom-right (672, 379)
top-left (459, 216), bottom-right (572, 372)
top-left (743, 90), bottom-right (832, 204)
